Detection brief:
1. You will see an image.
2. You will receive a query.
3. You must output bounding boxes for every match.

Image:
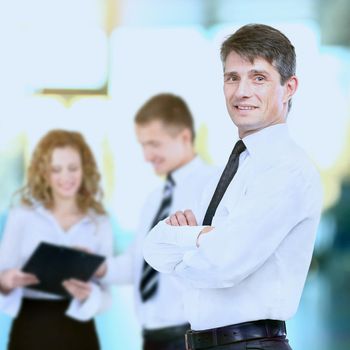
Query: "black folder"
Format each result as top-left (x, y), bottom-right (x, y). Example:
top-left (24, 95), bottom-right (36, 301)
top-left (22, 242), bottom-right (105, 298)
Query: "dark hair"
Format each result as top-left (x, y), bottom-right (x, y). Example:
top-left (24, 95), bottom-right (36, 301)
top-left (221, 24), bottom-right (296, 85)
top-left (134, 93), bottom-right (195, 141)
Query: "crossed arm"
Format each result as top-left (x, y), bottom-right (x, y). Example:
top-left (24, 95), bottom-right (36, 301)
top-left (143, 166), bottom-right (317, 289)
top-left (166, 209), bottom-right (213, 247)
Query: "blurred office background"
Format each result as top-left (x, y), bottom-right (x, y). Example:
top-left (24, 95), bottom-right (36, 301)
top-left (0, 0), bottom-right (349, 349)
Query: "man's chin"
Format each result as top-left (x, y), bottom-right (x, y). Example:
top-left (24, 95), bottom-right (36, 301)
top-left (153, 167), bottom-right (166, 176)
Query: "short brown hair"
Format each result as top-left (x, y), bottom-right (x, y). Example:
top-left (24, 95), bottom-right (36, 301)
top-left (20, 129), bottom-right (105, 215)
top-left (221, 24), bottom-right (296, 85)
top-left (134, 93), bottom-right (195, 141)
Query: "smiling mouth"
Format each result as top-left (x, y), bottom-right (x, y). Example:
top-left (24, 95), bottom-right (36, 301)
top-left (152, 161), bottom-right (162, 168)
top-left (59, 184), bottom-right (76, 190)
top-left (235, 105), bottom-right (257, 110)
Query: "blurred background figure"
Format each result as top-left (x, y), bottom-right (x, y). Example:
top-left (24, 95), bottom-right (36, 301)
top-left (0, 130), bottom-right (114, 350)
top-left (0, 0), bottom-right (350, 349)
top-left (97, 93), bottom-right (216, 350)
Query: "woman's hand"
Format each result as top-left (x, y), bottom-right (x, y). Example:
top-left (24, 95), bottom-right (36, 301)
top-left (0, 268), bottom-right (39, 294)
top-left (94, 262), bottom-right (107, 278)
top-left (62, 279), bottom-right (92, 302)
top-left (72, 246), bottom-right (107, 279)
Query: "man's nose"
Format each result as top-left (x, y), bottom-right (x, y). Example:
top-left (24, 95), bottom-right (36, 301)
top-left (236, 79), bottom-right (252, 98)
top-left (144, 149), bottom-right (154, 162)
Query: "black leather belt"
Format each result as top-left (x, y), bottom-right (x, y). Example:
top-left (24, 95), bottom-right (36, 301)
top-left (185, 319), bottom-right (286, 350)
top-left (143, 323), bottom-right (190, 342)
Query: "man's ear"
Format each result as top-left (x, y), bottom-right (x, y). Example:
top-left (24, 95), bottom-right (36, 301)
top-left (283, 75), bottom-right (298, 104)
top-left (180, 128), bottom-right (192, 144)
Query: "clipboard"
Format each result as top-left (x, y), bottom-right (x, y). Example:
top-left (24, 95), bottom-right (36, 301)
top-left (22, 242), bottom-right (105, 298)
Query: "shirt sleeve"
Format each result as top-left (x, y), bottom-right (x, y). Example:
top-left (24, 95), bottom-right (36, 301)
top-left (0, 208), bottom-right (24, 270)
top-left (0, 208), bottom-right (26, 317)
top-left (66, 215), bottom-right (114, 321)
top-left (66, 279), bottom-right (113, 321)
top-left (0, 288), bottom-right (23, 317)
top-left (100, 239), bottom-right (136, 285)
top-left (144, 163), bottom-right (322, 289)
top-left (143, 221), bottom-right (204, 273)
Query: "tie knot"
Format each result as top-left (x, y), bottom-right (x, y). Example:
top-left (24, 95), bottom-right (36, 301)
top-left (166, 174), bottom-right (175, 186)
top-left (164, 174), bottom-right (175, 194)
top-left (233, 140), bottom-right (246, 155)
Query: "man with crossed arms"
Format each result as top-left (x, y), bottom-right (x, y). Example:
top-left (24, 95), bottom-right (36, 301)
top-left (144, 24), bottom-right (322, 350)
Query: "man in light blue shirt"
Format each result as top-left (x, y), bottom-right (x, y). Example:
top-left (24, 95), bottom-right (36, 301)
top-left (144, 24), bottom-right (323, 350)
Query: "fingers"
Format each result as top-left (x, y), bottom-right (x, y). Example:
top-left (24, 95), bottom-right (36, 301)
top-left (63, 279), bottom-right (92, 301)
top-left (166, 210), bottom-right (198, 226)
top-left (169, 214), bottom-right (180, 226)
top-left (72, 246), bottom-right (91, 254)
top-left (175, 211), bottom-right (189, 226)
top-left (201, 226), bottom-right (214, 234)
top-left (168, 211), bottom-right (186, 226)
top-left (94, 262), bottom-right (107, 278)
top-left (184, 210), bottom-right (198, 226)
top-left (0, 269), bottom-right (39, 293)
top-left (17, 272), bottom-right (39, 287)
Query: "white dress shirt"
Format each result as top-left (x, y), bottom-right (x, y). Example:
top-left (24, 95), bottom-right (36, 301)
top-left (0, 204), bottom-right (114, 321)
top-left (144, 124), bottom-right (323, 330)
top-left (102, 157), bottom-right (217, 329)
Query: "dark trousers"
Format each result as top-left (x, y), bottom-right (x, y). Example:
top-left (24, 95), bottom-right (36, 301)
top-left (192, 337), bottom-right (292, 350)
top-left (143, 323), bottom-right (190, 350)
top-left (143, 336), bottom-right (187, 350)
top-left (8, 298), bottom-right (100, 350)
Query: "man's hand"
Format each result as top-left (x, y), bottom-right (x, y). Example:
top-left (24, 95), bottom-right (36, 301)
top-left (0, 269), bottom-right (39, 294)
top-left (62, 279), bottom-right (92, 302)
top-left (166, 209), bottom-right (198, 226)
top-left (196, 226), bottom-right (214, 247)
top-left (165, 209), bottom-right (214, 247)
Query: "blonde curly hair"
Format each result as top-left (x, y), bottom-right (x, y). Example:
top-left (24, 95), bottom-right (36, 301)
top-left (20, 129), bottom-right (106, 215)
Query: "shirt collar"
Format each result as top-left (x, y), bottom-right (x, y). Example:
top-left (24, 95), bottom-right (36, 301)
top-left (242, 123), bottom-right (291, 163)
top-left (170, 156), bottom-right (203, 186)
top-left (34, 204), bottom-right (93, 224)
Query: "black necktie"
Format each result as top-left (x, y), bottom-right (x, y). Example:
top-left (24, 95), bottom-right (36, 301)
top-left (140, 174), bottom-right (175, 302)
top-left (202, 140), bottom-right (246, 226)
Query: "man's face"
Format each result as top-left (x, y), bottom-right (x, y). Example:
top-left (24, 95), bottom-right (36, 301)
top-left (135, 120), bottom-right (191, 176)
top-left (223, 51), bottom-right (297, 138)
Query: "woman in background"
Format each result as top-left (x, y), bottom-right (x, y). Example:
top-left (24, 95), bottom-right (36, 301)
top-left (0, 129), bottom-right (113, 350)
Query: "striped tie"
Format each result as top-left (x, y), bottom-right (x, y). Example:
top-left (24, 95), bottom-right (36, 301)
top-left (140, 174), bottom-right (175, 302)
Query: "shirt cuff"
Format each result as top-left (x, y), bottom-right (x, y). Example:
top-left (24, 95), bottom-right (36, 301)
top-left (0, 288), bottom-right (23, 317)
top-left (159, 220), bottom-right (205, 248)
top-left (65, 283), bottom-right (101, 322)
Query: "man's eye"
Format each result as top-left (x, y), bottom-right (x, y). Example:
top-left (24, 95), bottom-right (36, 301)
top-left (224, 75), bottom-right (238, 83)
top-left (150, 142), bottom-right (160, 147)
top-left (255, 76), bottom-right (265, 82)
